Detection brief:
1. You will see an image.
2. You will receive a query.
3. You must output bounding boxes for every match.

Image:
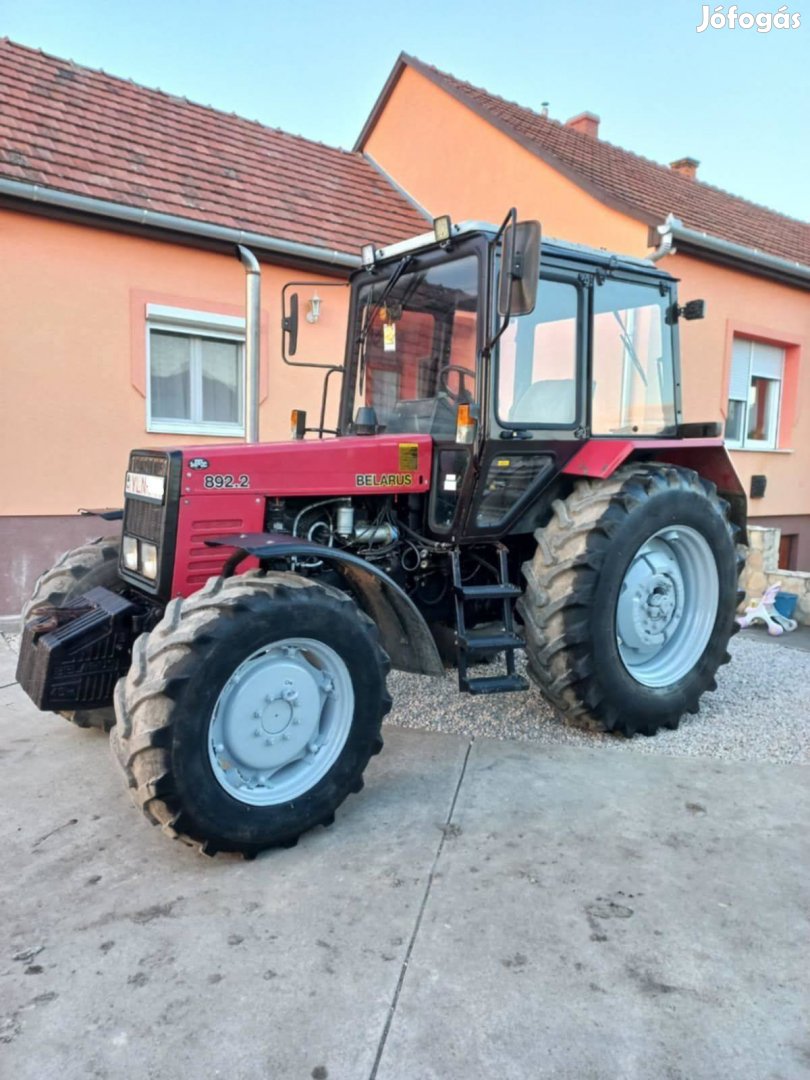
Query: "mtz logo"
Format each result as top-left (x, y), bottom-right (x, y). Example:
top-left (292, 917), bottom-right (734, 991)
top-left (189, 457), bottom-right (209, 470)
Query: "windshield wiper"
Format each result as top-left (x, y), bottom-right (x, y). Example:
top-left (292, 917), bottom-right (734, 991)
top-left (357, 255), bottom-right (413, 394)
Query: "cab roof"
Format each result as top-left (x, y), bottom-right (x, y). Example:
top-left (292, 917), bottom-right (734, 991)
top-left (371, 219), bottom-right (674, 281)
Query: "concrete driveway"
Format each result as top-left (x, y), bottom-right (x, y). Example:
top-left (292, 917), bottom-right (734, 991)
top-left (1, 636), bottom-right (808, 1080)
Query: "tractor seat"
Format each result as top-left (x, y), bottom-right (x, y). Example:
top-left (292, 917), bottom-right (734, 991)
top-left (509, 379), bottom-right (576, 425)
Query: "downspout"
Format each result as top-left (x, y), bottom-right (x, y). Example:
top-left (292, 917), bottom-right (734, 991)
top-left (650, 214), bottom-right (676, 262)
top-left (649, 212), bottom-right (810, 288)
top-left (237, 245), bottom-right (261, 444)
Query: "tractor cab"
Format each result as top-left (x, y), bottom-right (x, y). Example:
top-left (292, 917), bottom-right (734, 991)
top-left (337, 214), bottom-right (686, 444)
top-left (283, 214), bottom-right (705, 543)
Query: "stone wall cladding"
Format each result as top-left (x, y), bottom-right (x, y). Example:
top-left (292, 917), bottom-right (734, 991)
top-left (740, 526), bottom-right (810, 625)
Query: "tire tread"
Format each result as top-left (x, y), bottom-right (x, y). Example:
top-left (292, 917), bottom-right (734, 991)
top-left (517, 464), bottom-right (745, 737)
top-left (112, 570), bottom-right (390, 856)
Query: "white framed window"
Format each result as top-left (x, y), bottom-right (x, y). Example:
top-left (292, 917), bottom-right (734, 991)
top-left (725, 337), bottom-right (784, 450)
top-left (146, 305), bottom-right (245, 436)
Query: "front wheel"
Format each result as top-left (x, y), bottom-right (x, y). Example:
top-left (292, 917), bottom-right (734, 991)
top-left (112, 571), bottom-right (391, 855)
top-left (519, 465), bottom-right (744, 736)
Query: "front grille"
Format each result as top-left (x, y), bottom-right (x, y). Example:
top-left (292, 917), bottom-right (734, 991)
top-left (123, 494), bottom-right (164, 544)
top-left (128, 452), bottom-right (168, 477)
top-left (120, 450), bottom-right (181, 598)
top-left (124, 453), bottom-right (168, 544)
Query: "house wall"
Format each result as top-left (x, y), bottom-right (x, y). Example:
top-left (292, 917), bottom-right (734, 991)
top-left (0, 208), bottom-right (350, 614)
top-left (751, 516), bottom-right (810, 573)
top-left (363, 67), bottom-right (810, 560)
top-left (661, 252), bottom-right (810, 538)
top-left (363, 66), bottom-right (648, 255)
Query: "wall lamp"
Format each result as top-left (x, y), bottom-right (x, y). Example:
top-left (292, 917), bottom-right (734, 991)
top-left (305, 293), bottom-right (321, 324)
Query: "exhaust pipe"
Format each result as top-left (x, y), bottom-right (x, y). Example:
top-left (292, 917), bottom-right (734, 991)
top-left (237, 245), bottom-right (261, 443)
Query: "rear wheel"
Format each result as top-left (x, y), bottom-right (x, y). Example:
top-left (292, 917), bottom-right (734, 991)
top-left (112, 571), bottom-right (391, 856)
top-left (23, 536), bottom-right (121, 731)
top-left (518, 465), bottom-right (743, 736)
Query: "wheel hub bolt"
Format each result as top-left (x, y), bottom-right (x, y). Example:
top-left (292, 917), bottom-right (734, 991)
top-left (265, 736), bottom-right (276, 746)
top-left (282, 688), bottom-right (298, 703)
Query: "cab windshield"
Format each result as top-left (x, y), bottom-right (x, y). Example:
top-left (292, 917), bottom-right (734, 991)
top-left (352, 255), bottom-right (479, 437)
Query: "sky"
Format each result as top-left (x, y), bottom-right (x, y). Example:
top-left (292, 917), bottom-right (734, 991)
top-left (3, 0), bottom-right (809, 222)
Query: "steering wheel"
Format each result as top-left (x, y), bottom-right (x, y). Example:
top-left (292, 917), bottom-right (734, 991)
top-left (437, 364), bottom-right (474, 404)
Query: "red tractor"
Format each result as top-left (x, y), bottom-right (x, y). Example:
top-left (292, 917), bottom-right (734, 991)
top-left (17, 212), bottom-right (745, 856)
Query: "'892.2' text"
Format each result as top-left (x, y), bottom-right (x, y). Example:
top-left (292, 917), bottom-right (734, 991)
top-left (202, 474), bottom-right (250, 489)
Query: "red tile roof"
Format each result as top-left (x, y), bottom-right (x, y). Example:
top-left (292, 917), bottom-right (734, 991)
top-left (0, 39), bottom-right (427, 256)
top-left (361, 55), bottom-right (810, 269)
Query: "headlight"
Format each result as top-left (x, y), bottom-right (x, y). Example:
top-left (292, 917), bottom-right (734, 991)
top-left (122, 535), bottom-right (139, 571)
top-left (140, 542), bottom-right (158, 580)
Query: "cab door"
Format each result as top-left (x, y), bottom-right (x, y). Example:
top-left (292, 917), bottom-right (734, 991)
top-left (463, 269), bottom-right (587, 537)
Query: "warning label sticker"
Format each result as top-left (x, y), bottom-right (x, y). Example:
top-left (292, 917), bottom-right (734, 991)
top-left (398, 443), bottom-right (419, 472)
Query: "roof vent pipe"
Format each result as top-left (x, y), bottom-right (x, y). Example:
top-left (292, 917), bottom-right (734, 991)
top-left (237, 245), bottom-right (261, 443)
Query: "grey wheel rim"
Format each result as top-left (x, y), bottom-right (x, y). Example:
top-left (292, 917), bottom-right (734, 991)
top-left (208, 637), bottom-right (354, 807)
top-left (616, 526), bottom-right (718, 689)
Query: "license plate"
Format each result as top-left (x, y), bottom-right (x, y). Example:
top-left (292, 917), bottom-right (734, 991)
top-left (125, 471), bottom-right (165, 501)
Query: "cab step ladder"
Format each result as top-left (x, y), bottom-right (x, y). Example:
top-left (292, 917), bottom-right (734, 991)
top-left (451, 546), bottom-right (529, 695)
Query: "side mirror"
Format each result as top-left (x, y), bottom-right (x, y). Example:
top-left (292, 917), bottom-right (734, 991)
top-left (498, 220), bottom-right (541, 317)
top-left (667, 298), bottom-right (707, 325)
top-left (682, 298), bottom-right (706, 320)
top-left (282, 292), bottom-right (299, 357)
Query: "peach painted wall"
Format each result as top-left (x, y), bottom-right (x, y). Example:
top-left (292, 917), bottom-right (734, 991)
top-left (661, 252), bottom-right (809, 519)
top-left (363, 66), bottom-right (648, 255)
top-left (0, 209), bottom-right (350, 516)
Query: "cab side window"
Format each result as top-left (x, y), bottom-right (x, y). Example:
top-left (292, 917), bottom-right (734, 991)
top-left (591, 280), bottom-right (675, 435)
top-left (497, 279), bottom-right (578, 427)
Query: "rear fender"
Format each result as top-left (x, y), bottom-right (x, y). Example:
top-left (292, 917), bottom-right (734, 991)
top-left (205, 533), bottom-right (444, 677)
top-left (563, 439), bottom-right (747, 542)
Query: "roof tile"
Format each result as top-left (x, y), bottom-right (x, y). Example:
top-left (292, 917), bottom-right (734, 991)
top-left (0, 39), bottom-right (427, 254)
top-left (400, 56), bottom-right (810, 267)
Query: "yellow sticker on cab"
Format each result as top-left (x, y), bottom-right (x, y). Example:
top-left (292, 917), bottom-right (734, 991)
top-left (398, 443), bottom-right (419, 471)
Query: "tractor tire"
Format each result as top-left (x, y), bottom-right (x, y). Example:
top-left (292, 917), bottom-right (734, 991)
top-left (518, 464), bottom-right (744, 737)
top-left (22, 536), bottom-right (122, 732)
top-left (111, 570), bottom-right (391, 856)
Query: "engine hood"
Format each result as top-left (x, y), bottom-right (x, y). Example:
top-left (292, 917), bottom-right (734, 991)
top-left (171, 434), bottom-right (434, 498)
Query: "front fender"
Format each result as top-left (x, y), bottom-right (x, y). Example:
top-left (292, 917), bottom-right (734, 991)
top-left (205, 532), bottom-right (444, 678)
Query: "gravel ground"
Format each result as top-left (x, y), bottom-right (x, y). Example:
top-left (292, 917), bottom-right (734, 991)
top-left (386, 633), bottom-right (810, 766)
top-left (4, 631), bottom-right (808, 765)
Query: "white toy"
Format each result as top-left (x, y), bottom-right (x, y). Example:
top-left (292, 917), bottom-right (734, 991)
top-left (736, 583), bottom-right (798, 636)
